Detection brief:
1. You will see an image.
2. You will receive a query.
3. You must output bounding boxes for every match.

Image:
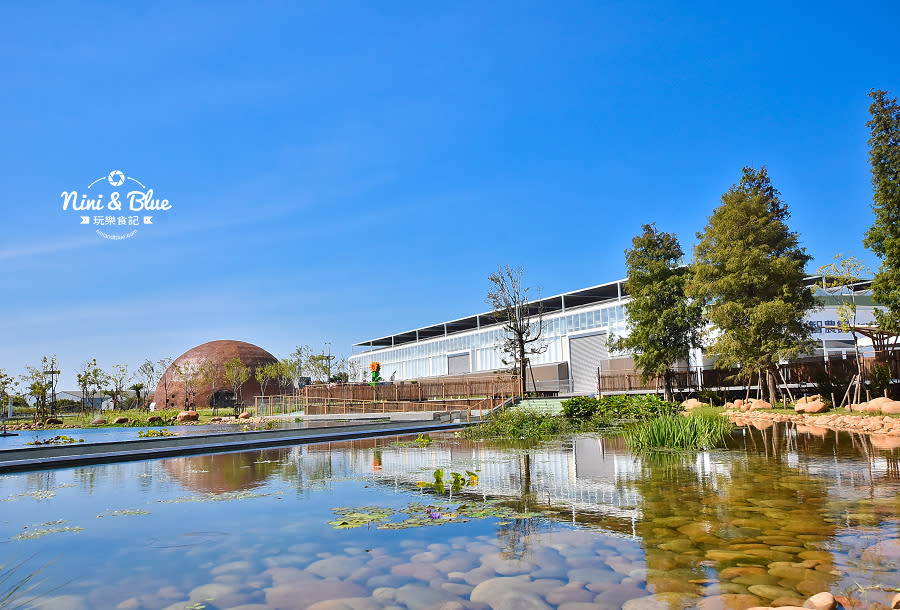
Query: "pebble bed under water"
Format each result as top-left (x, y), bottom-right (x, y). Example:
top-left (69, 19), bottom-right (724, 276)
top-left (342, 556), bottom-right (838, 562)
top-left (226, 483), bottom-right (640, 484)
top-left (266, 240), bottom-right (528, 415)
top-left (0, 423), bottom-right (898, 609)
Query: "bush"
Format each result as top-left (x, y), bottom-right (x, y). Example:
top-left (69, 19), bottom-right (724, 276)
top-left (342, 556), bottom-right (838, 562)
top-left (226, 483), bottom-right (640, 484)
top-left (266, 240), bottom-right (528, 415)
top-left (561, 395), bottom-right (679, 421)
top-left (869, 363), bottom-right (893, 398)
top-left (463, 409), bottom-right (570, 440)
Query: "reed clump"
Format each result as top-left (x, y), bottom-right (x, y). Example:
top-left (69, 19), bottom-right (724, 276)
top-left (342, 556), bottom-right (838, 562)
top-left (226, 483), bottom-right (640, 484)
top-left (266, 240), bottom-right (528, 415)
top-left (623, 411), bottom-right (733, 452)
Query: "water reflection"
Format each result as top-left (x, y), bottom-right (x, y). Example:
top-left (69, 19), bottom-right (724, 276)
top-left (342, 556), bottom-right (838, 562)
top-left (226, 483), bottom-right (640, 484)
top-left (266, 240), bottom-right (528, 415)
top-left (0, 425), bottom-right (898, 608)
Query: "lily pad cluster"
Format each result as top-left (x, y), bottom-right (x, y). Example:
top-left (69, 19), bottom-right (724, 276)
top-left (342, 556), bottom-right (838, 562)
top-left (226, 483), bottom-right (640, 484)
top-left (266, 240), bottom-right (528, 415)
top-left (25, 435), bottom-right (84, 446)
top-left (328, 499), bottom-right (543, 531)
top-left (138, 428), bottom-right (175, 438)
top-left (417, 468), bottom-right (479, 494)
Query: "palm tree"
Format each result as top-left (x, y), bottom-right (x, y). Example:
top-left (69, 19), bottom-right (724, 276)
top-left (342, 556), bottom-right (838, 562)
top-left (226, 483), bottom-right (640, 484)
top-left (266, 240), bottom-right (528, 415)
top-left (129, 383), bottom-right (145, 411)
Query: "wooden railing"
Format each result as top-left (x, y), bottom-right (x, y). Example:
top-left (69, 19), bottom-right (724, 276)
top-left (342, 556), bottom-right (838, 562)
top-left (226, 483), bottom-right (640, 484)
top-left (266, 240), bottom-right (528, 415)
top-left (255, 382), bottom-right (515, 421)
top-left (302, 377), bottom-right (519, 402)
top-left (598, 353), bottom-right (900, 394)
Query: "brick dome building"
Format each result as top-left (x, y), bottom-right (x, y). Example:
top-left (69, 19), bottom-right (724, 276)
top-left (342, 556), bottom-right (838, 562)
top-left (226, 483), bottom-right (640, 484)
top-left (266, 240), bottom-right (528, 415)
top-left (152, 340), bottom-right (282, 411)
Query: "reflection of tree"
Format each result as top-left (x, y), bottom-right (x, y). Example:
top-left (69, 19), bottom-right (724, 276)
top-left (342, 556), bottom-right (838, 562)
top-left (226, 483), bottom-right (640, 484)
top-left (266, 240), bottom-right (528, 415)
top-left (625, 449), bottom-right (839, 601)
top-left (495, 452), bottom-right (540, 560)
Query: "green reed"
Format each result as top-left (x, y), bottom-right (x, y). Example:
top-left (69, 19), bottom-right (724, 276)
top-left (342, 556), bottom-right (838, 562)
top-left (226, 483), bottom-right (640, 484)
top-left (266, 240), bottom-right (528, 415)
top-left (623, 412), bottom-right (734, 452)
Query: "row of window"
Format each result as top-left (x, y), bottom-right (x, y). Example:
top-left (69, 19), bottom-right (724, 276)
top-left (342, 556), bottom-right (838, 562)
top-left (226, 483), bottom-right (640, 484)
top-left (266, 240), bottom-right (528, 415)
top-left (350, 303), bottom-right (628, 381)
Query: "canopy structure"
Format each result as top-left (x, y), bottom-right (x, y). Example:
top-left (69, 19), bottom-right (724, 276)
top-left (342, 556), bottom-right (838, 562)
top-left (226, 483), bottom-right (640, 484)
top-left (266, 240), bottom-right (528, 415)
top-left (822, 324), bottom-right (900, 358)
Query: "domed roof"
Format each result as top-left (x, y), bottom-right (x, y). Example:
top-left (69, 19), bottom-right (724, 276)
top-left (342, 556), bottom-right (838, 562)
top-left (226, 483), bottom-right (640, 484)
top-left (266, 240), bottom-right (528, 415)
top-left (170, 340), bottom-right (278, 367)
top-left (152, 340), bottom-right (282, 411)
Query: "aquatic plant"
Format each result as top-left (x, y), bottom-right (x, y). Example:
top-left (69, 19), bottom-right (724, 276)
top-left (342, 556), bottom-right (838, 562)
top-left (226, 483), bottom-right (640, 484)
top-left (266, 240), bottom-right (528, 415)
top-left (25, 436), bottom-right (84, 446)
top-left (329, 499), bottom-right (542, 531)
top-left (137, 428), bottom-right (174, 438)
top-left (623, 412), bottom-right (733, 452)
top-left (416, 468), bottom-right (478, 494)
top-left (414, 433), bottom-right (432, 446)
top-left (0, 557), bottom-right (58, 609)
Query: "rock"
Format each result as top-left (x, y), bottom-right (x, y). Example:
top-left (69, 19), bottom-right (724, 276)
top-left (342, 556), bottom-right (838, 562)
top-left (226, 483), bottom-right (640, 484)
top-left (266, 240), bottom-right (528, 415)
top-left (796, 400), bottom-right (828, 414)
top-left (147, 416), bottom-right (163, 423)
top-left (891, 592), bottom-right (900, 609)
top-left (804, 591), bottom-right (836, 610)
top-left (746, 584), bottom-right (798, 600)
top-left (869, 396), bottom-right (900, 414)
top-left (112, 417), bottom-right (129, 424)
top-left (238, 411), bottom-right (252, 419)
top-left (471, 576), bottom-right (552, 610)
top-left (306, 556), bottom-right (364, 579)
top-left (682, 398), bottom-right (707, 410)
top-left (393, 584), bottom-right (459, 608)
top-left (210, 417), bottom-right (223, 422)
top-left (307, 599), bottom-right (384, 610)
top-left (796, 395), bottom-right (822, 405)
top-left (749, 399), bottom-right (772, 411)
top-left (622, 592), bottom-right (700, 609)
top-left (44, 417), bottom-right (63, 425)
top-left (696, 593), bottom-right (762, 609)
top-left (91, 418), bottom-right (107, 425)
top-left (176, 410), bottom-right (199, 422)
top-left (734, 399), bottom-right (744, 409)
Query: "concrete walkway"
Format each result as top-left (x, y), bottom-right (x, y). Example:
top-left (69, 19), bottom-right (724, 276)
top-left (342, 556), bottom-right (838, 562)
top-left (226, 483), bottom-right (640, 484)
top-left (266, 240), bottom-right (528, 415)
top-left (0, 420), bottom-right (473, 474)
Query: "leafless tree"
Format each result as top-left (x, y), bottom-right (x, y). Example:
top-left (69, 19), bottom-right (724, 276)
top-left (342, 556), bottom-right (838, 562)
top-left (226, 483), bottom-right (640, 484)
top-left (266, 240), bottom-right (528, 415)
top-left (486, 264), bottom-right (546, 396)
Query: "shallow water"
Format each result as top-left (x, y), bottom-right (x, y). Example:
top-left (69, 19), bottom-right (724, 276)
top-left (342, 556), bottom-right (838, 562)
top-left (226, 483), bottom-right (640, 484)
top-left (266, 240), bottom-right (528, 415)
top-left (0, 424), bottom-right (898, 609)
top-left (0, 419), bottom-right (352, 449)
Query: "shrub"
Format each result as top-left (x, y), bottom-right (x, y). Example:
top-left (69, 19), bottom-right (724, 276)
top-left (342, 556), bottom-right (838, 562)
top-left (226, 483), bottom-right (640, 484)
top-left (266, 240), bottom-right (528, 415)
top-left (463, 409), bottom-right (570, 440)
top-left (623, 412), bottom-right (733, 452)
top-left (561, 395), bottom-right (679, 421)
top-left (869, 363), bottom-right (892, 398)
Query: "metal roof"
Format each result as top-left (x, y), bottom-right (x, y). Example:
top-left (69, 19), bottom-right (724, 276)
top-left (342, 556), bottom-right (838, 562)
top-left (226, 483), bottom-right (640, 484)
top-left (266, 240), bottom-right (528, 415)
top-left (352, 274), bottom-right (873, 353)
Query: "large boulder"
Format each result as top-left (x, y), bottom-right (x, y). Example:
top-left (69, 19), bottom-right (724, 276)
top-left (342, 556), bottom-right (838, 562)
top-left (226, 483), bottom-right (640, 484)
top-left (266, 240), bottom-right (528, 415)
top-left (238, 411), bottom-right (252, 420)
top-left (681, 398), bottom-right (706, 411)
top-left (112, 417), bottom-right (129, 424)
top-left (176, 410), bottom-right (199, 422)
top-left (868, 396), bottom-right (900, 415)
top-left (147, 416), bottom-right (163, 424)
top-left (734, 398), bottom-right (744, 410)
top-left (90, 418), bottom-right (107, 425)
top-left (748, 399), bottom-right (772, 411)
top-left (796, 399), bottom-right (828, 414)
top-left (44, 417), bottom-right (63, 425)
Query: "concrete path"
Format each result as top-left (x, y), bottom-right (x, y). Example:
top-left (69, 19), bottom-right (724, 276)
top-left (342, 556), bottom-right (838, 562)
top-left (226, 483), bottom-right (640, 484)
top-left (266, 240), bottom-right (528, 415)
top-left (0, 420), bottom-right (473, 474)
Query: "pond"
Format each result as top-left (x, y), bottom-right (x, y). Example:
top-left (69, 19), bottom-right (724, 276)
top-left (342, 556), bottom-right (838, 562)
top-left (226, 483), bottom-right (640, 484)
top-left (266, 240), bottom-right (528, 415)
top-left (0, 423), bottom-right (898, 609)
top-left (0, 419), bottom-right (357, 449)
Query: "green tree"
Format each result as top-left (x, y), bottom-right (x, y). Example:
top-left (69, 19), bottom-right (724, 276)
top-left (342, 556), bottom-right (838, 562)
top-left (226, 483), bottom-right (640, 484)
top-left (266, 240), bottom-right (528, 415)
top-left (817, 253), bottom-right (871, 404)
top-left (690, 166), bottom-right (815, 404)
top-left (863, 89), bottom-right (900, 331)
top-left (223, 357), bottom-right (250, 416)
top-left (173, 361), bottom-right (203, 410)
top-left (0, 369), bottom-right (12, 404)
top-left (104, 363), bottom-right (131, 411)
top-left (255, 361), bottom-right (279, 397)
top-left (614, 224), bottom-right (703, 401)
top-left (486, 264), bottom-right (546, 396)
top-left (129, 383), bottom-right (145, 410)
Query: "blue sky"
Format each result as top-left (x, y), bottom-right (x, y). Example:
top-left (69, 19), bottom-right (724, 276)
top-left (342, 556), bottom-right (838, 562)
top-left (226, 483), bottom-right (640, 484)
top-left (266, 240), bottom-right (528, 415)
top-left (1, 1), bottom-right (898, 389)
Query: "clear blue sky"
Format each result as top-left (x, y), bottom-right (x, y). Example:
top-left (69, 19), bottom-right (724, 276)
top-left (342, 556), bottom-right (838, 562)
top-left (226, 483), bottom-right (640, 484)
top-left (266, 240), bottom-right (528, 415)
top-left (1, 1), bottom-right (898, 389)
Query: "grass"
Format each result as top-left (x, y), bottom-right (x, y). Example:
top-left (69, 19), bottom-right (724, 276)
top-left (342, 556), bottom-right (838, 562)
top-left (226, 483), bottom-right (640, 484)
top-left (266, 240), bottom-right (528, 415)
top-left (0, 557), bottom-right (59, 609)
top-left (622, 412), bottom-right (734, 452)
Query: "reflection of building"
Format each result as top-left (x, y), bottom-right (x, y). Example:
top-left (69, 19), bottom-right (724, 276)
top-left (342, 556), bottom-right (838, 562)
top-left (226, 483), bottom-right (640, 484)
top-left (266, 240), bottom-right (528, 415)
top-left (349, 276), bottom-right (877, 394)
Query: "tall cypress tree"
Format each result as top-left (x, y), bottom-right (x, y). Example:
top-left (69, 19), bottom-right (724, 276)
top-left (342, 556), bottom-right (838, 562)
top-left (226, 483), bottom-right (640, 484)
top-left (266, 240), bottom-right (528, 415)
top-left (690, 166), bottom-right (814, 404)
top-left (616, 224), bottom-right (702, 401)
top-left (863, 89), bottom-right (900, 332)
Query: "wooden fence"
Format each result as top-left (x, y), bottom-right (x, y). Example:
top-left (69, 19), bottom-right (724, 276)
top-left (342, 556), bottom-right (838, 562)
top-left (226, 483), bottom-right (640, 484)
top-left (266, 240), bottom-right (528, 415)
top-left (255, 378), bottom-right (518, 419)
top-left (599, 353), bottom-right (900, 395)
